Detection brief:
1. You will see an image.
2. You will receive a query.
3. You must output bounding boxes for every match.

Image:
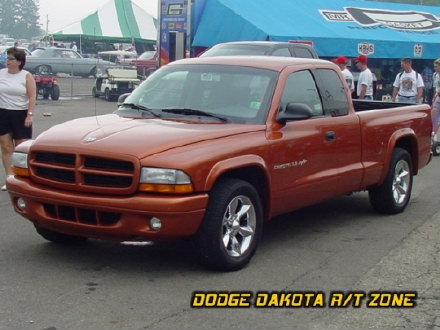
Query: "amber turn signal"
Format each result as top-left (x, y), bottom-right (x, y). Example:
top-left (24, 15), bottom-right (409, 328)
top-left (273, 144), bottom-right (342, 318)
top-left (138, 183), bottom-right (194, 194)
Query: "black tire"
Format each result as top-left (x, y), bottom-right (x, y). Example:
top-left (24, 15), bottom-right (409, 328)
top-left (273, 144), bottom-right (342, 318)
top-left (34, 225), bottom-right (88, 244)
top-left (92, 86), bottom-right (98, 98)
top-left (368, 148), bottom-right (413, 214)
top-left (433, 143), bottom-right (440, 156)
top-left (193, 178), bottom-right (263, 271)
top-left (35, 65), bottom-right (51, 74)
top-left (50, 84), bottom-right (60, 100)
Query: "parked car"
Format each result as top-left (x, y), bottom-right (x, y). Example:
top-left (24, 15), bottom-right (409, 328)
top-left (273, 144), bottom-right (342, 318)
top-left (97, 50), bottom-right (138, 66)
top-left (130, 50), bottom-right (158, 77)
top-left (24, 47), bottom-right (116, 77)
top-left (92, 68), bottom-right (140, 101)
top-left (200, 41), bottom-right (318, 58)
top-left (0, 46), bottom-right (31, 69)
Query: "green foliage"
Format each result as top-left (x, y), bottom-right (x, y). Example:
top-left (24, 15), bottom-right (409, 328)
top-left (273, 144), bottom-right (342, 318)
top-left (0, 0), bottom-right (41, 39)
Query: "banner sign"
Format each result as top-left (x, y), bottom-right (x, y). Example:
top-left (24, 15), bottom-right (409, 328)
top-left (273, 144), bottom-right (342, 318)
top-left (320, 7), bottom-right (440, 31)
top-left (159, 0), bottom-right (189, 66)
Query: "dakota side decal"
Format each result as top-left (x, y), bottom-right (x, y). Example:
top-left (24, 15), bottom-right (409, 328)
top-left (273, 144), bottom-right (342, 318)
top-left (320, 7), bottom-right (440, 31)
top-left (274, 160), bottom-right (308, 170)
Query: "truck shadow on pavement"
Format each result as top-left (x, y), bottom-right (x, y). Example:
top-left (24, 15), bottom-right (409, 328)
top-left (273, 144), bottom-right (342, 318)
top-left (25, 192), bottom-right (384, 273)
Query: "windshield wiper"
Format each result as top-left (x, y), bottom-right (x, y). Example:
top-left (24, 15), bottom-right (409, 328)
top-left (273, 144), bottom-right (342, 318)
top-left (162, 108), bottom-right (228, 122)
top-left (120, 103), bottom-right (162, 118)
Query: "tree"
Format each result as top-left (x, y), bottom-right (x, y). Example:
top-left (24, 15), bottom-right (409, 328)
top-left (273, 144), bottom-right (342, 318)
top-left (0, 0), bottom-right (41, 39)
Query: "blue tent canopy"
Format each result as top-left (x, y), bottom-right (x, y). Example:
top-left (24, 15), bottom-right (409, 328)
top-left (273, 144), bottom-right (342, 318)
top-left (192, 0), bottom-right (440, 59)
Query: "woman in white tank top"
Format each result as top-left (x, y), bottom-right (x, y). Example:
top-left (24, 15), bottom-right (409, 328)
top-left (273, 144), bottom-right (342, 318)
top-left (0, 47), bottom-right (36, 190)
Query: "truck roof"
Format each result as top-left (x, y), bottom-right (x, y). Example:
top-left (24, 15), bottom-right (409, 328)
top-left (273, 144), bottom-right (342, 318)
top-left (168, 56), bottom-right (333, 72)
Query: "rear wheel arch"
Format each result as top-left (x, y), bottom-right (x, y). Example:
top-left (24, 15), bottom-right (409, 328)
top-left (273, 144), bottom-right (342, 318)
top-left (395, 136), bottom-right (418, 174)
top-left (369, 147), bottom-right (413, 214)
top-left (383, 133), bottom-right (418, 184)
top-left (89, 66), bottom-right (97, 78)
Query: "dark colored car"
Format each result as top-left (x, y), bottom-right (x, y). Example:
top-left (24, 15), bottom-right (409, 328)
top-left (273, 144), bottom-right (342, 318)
top-left (199, 41), bottom-right (318, 59)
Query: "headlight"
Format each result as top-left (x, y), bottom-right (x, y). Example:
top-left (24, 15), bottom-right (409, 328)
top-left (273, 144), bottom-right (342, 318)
top-left (12, 152), bottom-right (30, 176)
top-left (139, 167), bottom-right (194, 194)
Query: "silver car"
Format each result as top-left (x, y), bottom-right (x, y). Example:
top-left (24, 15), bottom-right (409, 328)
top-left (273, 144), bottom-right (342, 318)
top-left (25, 48), bottom-right (116, 77)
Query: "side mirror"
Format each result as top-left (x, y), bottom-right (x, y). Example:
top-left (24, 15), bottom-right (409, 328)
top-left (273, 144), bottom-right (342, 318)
top-left (277, 102), bottom-right (313, 124)
top-left (117, 93), bottom-right (130, 106)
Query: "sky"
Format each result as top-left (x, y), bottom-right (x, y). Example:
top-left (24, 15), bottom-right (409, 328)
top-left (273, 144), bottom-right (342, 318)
top-left (38, 0), bottom-right (159, 33)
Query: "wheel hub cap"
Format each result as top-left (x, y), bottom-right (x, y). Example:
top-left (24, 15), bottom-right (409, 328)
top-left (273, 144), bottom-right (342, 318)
top-left (222, 195), bottom-right (256, 257)
top-left (392, 159), bottom-right (410, 205)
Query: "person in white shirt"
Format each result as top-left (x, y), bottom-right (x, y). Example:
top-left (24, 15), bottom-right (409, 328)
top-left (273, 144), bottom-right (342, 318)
top-left (333, 56), bottom-right (354, 93)
top-left (392, 58), bottom-right (424, 104)
top-left (354, 55), bottom-right (373, 100)
top-left (0, 47), bottom-right (36, 191)
top-left (71, 41), bottom-right (78, 52)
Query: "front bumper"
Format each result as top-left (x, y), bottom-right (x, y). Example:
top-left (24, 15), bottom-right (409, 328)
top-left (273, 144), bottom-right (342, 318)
top-left (6, 176), bottom-right (208, 241)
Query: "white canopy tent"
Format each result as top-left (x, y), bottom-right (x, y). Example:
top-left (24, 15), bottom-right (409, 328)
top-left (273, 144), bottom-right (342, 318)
top-left (53, 0), bottom-right (157, 53)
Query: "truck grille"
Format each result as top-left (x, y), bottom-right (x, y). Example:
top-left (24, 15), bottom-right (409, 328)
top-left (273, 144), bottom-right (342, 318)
top-left (29, 151), bottom-right (137, 194)
top-left (43, 203), bottom-right (120, 226)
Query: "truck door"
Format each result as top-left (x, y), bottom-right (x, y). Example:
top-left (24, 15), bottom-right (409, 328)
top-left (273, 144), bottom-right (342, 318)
top-left (269, 68), bottom-right (362, 215)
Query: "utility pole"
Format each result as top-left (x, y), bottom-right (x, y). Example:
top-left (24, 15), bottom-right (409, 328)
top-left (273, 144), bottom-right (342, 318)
top-left (46, 14), bottom-right (50, 46)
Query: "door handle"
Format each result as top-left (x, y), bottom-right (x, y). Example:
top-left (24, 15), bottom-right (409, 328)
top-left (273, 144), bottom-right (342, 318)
top-left (325, 131), bottom-right (336, 141)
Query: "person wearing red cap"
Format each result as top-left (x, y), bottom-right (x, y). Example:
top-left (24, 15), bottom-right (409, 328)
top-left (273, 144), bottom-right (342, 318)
top-left (354, 55), bottom-right (373, 100)
top-left (333, 56), bottom-right (354, 93)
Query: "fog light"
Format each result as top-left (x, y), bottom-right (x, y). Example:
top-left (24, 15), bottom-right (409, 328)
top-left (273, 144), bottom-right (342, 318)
top-left (16, 197), bottom-right (27, 211)
top-left (150, 217), bottom-right (162, 231)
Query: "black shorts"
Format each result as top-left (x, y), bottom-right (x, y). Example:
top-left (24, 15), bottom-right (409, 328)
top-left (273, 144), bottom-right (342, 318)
top-left (0, 108), bottom-right (32, 139)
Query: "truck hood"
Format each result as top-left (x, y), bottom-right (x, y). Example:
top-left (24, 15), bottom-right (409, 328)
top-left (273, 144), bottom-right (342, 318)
top-left (34, 114), bottom-right (264, 159)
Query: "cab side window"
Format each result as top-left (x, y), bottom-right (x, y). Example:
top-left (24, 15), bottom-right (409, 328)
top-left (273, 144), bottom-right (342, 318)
top-left (315, 69), bottom-right (349, 116)
top-left (281, 70), bottom-right (323, 116)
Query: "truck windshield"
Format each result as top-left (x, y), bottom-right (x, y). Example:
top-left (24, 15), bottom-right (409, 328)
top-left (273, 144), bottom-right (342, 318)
top-left (122, 64), bottom-right (277, 124)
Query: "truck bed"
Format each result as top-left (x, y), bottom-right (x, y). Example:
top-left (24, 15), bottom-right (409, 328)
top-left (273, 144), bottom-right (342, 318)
top-left (353, 99), bottom-right (419, 112)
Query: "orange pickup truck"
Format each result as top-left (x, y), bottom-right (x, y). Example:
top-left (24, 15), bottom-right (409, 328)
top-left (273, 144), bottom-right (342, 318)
top-left (7, 56), bottom-right (432, 271)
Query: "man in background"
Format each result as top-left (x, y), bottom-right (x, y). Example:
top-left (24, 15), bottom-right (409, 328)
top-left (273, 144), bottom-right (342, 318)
top-left (354, 55), bottom-right (374, 100)
top-left (333, 56), bottom-right (354, 94)
top-left (71, 41), bottom-right (78, 52)
top-left (392, 58), bottom-right (424, 104)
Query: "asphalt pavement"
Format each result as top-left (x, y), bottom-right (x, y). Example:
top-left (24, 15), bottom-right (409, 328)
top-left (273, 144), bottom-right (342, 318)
top-left (56, 76), bottom-right (96, 97)
top-left (0, 90), bottom-right (439, 329)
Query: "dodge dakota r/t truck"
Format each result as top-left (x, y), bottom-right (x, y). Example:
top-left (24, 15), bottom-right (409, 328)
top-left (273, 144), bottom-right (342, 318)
top-left (7, 56), bottom-right (432, 271)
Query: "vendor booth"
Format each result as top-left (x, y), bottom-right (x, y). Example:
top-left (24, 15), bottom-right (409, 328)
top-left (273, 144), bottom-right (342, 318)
top-left (192, 0), bottom-right (440, 60)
